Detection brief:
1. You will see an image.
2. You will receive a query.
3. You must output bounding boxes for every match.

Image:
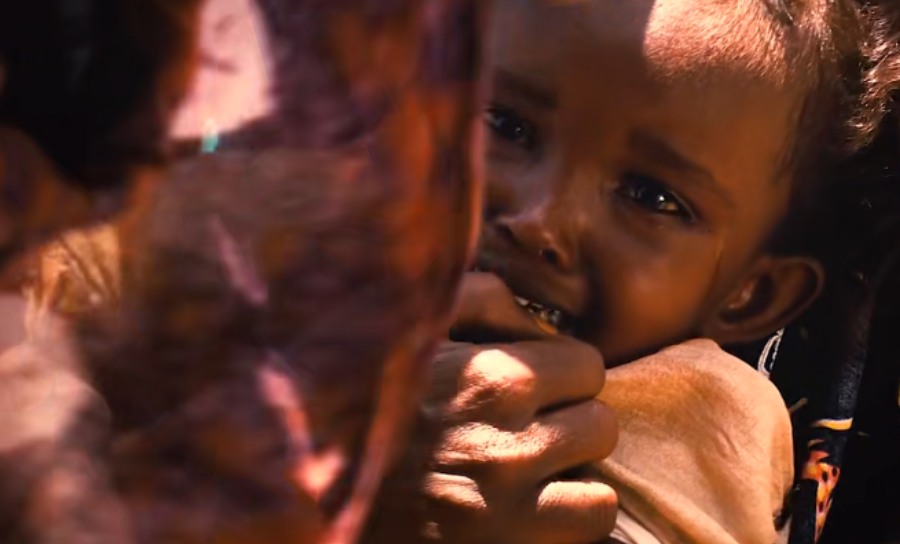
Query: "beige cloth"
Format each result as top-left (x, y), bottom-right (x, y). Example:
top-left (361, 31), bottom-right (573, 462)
top-left (611, 509), bottom-right (665, 544)
top-left (596, 339), bottom-right (794, 544)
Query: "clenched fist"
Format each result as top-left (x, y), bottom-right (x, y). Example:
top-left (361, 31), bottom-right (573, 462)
top-left (422, 273), bottom-right (619, 544)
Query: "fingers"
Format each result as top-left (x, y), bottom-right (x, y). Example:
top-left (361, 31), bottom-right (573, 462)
top-left (421, 472), bottom-right (494, 544)
top-left (433, 400), bottom-right (617, 486)
top-left (426, 317), bottom-right (616, 544)
top-left (530, 480), bottom-right (618, 544)
top-left (429, 339), bottom-right (606, 428)
top-left (503, 339), bottom-right (606, 412)
top-left (530, 399), bottom-right (618, 477)
top-left (434, 346), bottom-right (542, 428)
top-left (423, 472), bottom-right (488, 513)
top-left (450, 272), bottom-right (550, 342)
top-left (422, 472), bottom-right (618, 544)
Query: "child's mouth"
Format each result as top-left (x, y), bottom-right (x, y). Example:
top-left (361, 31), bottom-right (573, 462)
top-left (512, 295), bottom-right (573, 335)
top-left (471, 265), bottom-right (575, 335)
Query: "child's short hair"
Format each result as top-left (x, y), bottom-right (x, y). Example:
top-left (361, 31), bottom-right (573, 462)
top-left (758, 0), bottom-right (900, 254)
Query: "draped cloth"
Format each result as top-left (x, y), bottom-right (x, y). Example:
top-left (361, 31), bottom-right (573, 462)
top-left (596, 339), bottom-right (794, 544)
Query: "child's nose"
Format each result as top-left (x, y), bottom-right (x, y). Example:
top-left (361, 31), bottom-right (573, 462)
top-left (495, 210), bottom-right (577, 272)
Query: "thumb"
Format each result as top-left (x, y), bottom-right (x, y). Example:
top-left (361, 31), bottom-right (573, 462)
top-left (451, 272), bottom-right (552, 343)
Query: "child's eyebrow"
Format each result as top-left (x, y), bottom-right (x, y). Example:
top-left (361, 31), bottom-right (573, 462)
top-left (629, 130), bottom-right (735, 208)
top-left (493, 68), bottom-right (558, 110)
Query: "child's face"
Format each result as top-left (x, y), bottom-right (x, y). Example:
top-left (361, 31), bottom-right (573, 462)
top-left (479, 0), bottom-right (820, 364)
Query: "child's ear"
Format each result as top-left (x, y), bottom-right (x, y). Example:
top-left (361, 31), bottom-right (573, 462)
top-left (702, 255), bottom-right (824, 345)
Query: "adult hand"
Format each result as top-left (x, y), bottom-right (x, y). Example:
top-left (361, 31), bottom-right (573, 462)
top-left (422, 272), bottom-right (619, 544)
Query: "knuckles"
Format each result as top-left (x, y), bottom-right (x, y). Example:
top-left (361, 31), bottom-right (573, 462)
top-left (448, 348), bottom-right (538, 426)
top-left (423, 337), bottom-right (617, 544)
top-left (435, 423), bottom-right (543, 478)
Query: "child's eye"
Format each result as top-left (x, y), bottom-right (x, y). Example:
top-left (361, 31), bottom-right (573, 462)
top-left (616, 173), bottom-right (697, 223)
top-left (485, 104), bottom-right (540, 151)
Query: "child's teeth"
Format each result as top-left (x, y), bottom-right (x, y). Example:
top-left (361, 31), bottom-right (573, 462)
top-left (547, 310), bottom-right (561, 327)
top-left (511, 295), bottom-right (568, 332)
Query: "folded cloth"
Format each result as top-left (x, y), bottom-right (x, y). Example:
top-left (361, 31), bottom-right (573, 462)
top-left (610, 508), bottom-right (666, 544)
top-left (595, 339), bottom-right (794, 544)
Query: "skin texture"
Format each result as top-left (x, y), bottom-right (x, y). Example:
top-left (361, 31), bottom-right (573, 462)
top-left (419, 1), bottom-right (828, 543)
top-left (420, 274), bottom-right (618, 544)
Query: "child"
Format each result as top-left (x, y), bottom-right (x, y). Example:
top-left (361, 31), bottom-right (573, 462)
top-left (423, 0), bottom-right (900, 544)
top-left (14, 1), bottom-right (900, 544)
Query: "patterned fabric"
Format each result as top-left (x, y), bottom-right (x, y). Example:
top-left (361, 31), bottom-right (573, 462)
top-left (744, 217), bottom-right (900, 544)
top-left (727, 135), bottom-right (900, 544)
top-left (757, 319), bottom-right (868, 544)
top-left (799, 449), bottom-right (840, 541)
